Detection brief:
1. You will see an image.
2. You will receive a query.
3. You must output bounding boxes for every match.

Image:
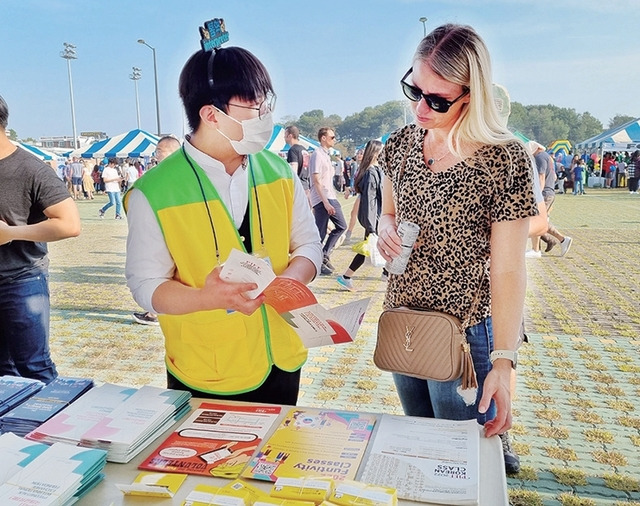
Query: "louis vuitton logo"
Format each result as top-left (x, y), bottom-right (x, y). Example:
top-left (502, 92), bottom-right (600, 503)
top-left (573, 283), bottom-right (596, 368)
top-left (404, 325), bottom-right (415, 352)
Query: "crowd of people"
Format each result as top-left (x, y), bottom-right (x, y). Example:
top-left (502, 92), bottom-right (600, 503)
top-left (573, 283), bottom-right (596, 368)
top-left (555, 150), bottom-right (640, 194)
top-left (7, 19), bottom-right (635, 480)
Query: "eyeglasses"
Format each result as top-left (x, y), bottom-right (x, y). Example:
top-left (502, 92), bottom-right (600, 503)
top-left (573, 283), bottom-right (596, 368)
top-left (227, 92), bottom-right (277, 119)
top-left (400, 68), bottom-right (469, 113)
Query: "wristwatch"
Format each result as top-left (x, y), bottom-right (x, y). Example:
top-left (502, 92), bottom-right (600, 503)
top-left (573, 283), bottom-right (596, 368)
top-left (490, 350), bottom-right (518, 369)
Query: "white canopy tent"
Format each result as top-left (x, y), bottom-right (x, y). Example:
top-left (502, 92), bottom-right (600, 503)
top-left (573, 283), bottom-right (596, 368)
top-left (576, 118), bottom-right (640, 152)
top-left (69, 129), bottom-right (159, 159)
top-left (11, 141), bottom-right (57, 161)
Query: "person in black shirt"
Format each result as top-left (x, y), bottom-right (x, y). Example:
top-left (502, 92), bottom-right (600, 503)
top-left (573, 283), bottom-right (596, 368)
top-left (0, 94), bottom-right (81, 383)
top-left (285, 126), bottom-right (310, 203)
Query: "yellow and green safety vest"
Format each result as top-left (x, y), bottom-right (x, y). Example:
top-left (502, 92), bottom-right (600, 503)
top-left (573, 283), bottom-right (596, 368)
top-left (126, 149), bottom-right (307, 395)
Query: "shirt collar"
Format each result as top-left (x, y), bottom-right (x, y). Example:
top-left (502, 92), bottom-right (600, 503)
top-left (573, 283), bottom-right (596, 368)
top-left (183, 136), bottom-right (247, 174)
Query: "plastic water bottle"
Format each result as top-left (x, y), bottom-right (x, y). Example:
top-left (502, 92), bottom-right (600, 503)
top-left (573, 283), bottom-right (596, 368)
top-left (385, 221), bottom-right (420, 275)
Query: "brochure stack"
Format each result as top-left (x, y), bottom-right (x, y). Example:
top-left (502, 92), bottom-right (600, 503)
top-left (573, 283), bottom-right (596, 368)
top-left (25, 384), bottom-right (191, 463)
top-left (0, 375), bottom-right (44, 416)
top-left (0, 377), bottom-right (93, 436)
top-left (0, 432), bottom-right (108, 505)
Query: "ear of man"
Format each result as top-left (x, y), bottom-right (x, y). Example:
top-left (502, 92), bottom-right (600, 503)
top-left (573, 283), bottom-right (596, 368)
top-left (199, 104), bottom-right (220, 127)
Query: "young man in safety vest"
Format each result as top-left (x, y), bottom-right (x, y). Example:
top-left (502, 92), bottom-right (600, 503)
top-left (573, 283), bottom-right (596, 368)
top-left (124, 42), bottom-right (322, 405)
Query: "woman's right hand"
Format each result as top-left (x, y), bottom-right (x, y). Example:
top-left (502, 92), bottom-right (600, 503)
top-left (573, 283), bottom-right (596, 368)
top-left (376, 214), bottom-right (402, 262)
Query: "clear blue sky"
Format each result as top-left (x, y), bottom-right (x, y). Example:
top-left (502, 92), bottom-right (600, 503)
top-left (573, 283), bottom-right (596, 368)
top-left (2, 0), bottom-right (638, 140)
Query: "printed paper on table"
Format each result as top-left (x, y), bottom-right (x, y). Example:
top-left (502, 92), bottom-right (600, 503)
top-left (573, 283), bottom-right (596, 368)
top-left (242, 408), bottom-right (376, 482)
top-left (139, 402), bottom-right (281, 478)
top-left (117, 471), bottom-right (188, 497)
top-left (360, 415), bottom-right (480, 505)
top-left (220, 249), bottom-right (370, 348)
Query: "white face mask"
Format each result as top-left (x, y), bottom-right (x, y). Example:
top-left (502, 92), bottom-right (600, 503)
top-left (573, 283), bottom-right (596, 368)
top-left (217, 109), bottom-right (274, 155)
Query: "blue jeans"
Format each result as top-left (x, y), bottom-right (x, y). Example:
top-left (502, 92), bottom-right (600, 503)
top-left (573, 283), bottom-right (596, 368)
top-left (392, 317), bottom-right (496, 425)
top-left (573, 180), bottom-right (584, 194)
top-left (101, 191), bottom-right (122, 217)
top-left (313, 199), bottom-right (347, 258)
top-left (0, 274), bottom-right (58, 383)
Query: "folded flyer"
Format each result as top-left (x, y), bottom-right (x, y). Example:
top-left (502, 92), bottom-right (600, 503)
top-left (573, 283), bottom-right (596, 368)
top-left (220, 249), bottom-right (370, 348)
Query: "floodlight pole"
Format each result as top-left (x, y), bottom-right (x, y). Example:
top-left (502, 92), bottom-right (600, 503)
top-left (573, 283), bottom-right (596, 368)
top-left (60, 42), bottom-right (78, 149)
top-left (138, 39), bottom-right (161, 135)
top-left (419, 17), bottom-right (428, 37)
top-left (130, 67), bottom-right (142, 129)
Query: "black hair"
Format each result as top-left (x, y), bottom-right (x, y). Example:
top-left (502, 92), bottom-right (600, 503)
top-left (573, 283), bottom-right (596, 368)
top-left (353, 140), bottom-right (383, 194)
top-left (179, 47), bottom-right (274, 132)
top-left (0, 95), bottom-right (8, 129)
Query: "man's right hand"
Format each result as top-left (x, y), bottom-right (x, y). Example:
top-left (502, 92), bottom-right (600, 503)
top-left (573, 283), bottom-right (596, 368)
top-left (201, 267), bottom-right (265, 315)
top-left (324, 202), bottom-right (336, 215)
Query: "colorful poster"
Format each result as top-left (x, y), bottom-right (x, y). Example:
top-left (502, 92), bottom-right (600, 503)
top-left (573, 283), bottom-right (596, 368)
top-left (242, 408), bottom-right (376, 482)
top-left (139, 403), bottom-right (281, 478)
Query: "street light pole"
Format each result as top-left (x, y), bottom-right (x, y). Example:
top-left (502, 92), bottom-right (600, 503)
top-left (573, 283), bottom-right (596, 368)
top-left (137, 39), bottom-right (161, 135)
top-left (419, 17), bottom-right (428, 37)
top-left (130, 67), bottom-right (142, 130)
top-left (60, 43), bottom-right (78, 149)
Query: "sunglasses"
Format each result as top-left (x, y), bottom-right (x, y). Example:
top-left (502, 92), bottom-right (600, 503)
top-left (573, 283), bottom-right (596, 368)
top-left (400, 68), bottom-right (469, 113)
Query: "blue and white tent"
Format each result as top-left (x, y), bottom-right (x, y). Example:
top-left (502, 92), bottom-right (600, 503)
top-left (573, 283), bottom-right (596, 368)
top-left (11, 141), bottom-right (57, 161)
top-left (576, 118), bottom-right (640, 151)
top-left (71, 129), bottom-right (160, 159)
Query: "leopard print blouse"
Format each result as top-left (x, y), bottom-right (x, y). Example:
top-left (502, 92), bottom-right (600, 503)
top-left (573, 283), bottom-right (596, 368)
top-left (379, 123), bottom-right (537, 327)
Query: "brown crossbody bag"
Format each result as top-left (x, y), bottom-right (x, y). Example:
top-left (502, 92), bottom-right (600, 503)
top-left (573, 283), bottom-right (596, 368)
top-left (373, 138), bottom-right (479, 389)
top-left (374, 305), bottom-right (478, 388)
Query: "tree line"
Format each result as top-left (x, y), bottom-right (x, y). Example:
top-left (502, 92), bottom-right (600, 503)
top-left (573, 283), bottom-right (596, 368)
top-left (12, 103), bottom-right (635, 156)
top-left (281, 102), bottom-right (636, 156)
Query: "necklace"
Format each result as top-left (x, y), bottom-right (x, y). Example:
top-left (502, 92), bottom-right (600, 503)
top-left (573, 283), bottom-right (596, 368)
top-left (427, 153), bottom-right (448, 166)
top-left (426, 137), bottom-right (449, 167)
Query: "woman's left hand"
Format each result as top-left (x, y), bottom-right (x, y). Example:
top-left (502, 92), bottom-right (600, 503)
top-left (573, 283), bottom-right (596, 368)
top-left (478, 361), bottom-right (512, 437)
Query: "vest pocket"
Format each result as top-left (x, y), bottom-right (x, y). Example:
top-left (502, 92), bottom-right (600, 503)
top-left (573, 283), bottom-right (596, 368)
top-left (177, 311), bottom-right (265, 385)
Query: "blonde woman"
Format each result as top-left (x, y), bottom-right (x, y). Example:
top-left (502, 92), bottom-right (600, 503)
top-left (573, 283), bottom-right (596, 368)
top-left (375, 24), bottom-right (537, 472)
top-left (81, 160), bottom-right (94, 200)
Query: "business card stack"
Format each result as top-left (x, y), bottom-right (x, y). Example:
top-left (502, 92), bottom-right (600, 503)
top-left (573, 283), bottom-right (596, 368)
top-left (0, 432), bottom-right (108, 505)
top-left (26, 384), bottom-right (191, 463)
top-left (0, 377), bottom-right (93, 436)
top-left (0, 375), bottom-right (44, 417)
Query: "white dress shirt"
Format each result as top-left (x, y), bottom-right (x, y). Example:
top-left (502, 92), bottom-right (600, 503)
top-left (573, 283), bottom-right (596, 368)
top-left (125, 139), bottom-right (323, 313)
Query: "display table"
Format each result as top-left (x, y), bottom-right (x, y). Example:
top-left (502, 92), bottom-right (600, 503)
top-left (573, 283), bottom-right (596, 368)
top-left (76, 398), bottom-right (508, 505)
top-left (588, 176), bottom-right (605, 187)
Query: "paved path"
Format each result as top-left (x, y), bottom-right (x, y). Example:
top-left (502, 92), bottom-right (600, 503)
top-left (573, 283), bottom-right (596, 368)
top-left (47, 188), bottom-right (640, 505)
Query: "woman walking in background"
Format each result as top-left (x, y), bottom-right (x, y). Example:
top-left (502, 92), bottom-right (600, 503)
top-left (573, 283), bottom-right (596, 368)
top-left (336, 140), bottom-right (386, 291)
top-left (81, 160), bottom-right (94, 200)
top-left (628, 150), bottom-right (640, 194)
